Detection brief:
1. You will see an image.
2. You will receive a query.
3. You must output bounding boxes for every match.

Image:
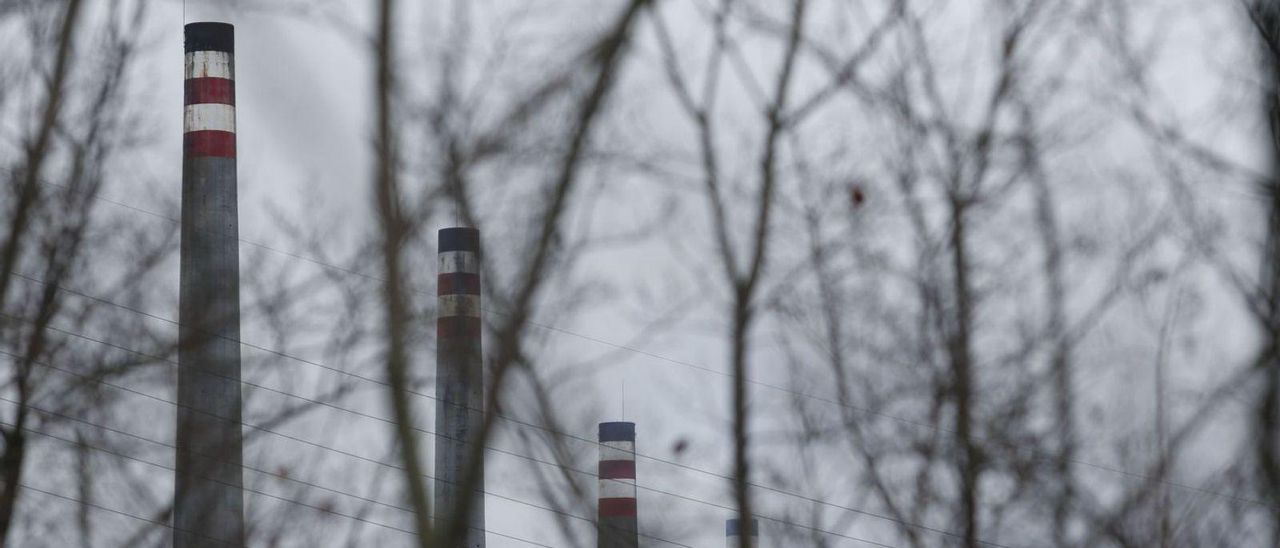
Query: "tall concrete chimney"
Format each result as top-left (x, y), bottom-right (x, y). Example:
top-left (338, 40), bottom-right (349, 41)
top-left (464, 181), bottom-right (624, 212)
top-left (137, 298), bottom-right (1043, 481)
top-left (435, 227), bottom-right (485, 547)
top-left (598, 421), bottom-right (638, 548)
top-left (175, 22), bottom-right (244, 548)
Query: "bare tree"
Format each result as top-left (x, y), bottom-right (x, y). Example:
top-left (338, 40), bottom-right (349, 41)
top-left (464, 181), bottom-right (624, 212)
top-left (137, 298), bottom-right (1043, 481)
top-left (6, 1), bottom-right (1279, 547)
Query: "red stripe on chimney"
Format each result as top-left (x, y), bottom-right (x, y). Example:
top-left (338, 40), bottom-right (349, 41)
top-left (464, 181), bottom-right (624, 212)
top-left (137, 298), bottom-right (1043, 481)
top-left (599, 460), bottom-right (636, 480)
top-left (437, 316), bottom-right (481, 339)
top-left (439, 273), bottom-right (481, 296)
top-left (185, 78), bottom-right (235, 106)
top-left (598, 497), bottom-right (637, 518)
top-left (184, 130), bottom-right (236, 158)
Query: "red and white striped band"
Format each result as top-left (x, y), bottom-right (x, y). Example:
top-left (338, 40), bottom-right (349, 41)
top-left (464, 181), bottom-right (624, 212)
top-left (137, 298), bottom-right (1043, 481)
top-left (438, 239), bottom-right (481, 339)
top-left (599, 438), bottom-right (637, 518)
top-left (184, 50), bottom-right (235, 158)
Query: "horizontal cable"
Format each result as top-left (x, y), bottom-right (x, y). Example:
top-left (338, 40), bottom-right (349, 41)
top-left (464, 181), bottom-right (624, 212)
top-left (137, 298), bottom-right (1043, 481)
top-left (18, 482), bottom-right (238, 548)
top-left (1, 340), bottom-right (914, 547)
top-left (34, 179), bottom-right (1264, 517)
top-left (1, 279), bottom-right (1015, 545)
top-left (0, 349), bottom-right (694, 548)
top-left (14, 266), bottom-right (1273, 527)
top-left (5, 420), bottom-right (429, 542)
top-left (8, 400), bottom-right (908, 548)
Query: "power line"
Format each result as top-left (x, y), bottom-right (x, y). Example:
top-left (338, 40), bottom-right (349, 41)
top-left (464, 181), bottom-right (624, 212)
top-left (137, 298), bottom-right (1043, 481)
top-left (3, 395), bottom-right (409, 515)
top-left (18, 183), bottom-right (1273, 543)
top-left (0, 338), bottom-right (901, 548)
top-left (0, 354), bottom-right (694, 548)
top-left (8, 421), bottom-right (423, 542)
top-left (8, 407), bottom-right (906, 548)
top-left (37, 181), bottom-right (1239, 501)
top-left (2, 274), bottom-right (1022, 546)
top-left (39, 178), bottom-right (1254, 512)
top-left (12, 262), bottom-right (1277, 519)
top-left (4, 420), bottom-right (567, 547)
top-left (18, 482), bottom-right (238, 548)
top-left (11, 268), bottom-right (1273, 542)
top-left (20, 475), bottom-right (554, 548)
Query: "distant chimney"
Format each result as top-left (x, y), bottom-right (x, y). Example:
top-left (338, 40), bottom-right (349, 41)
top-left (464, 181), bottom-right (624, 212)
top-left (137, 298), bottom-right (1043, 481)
top-left (598, 421), bottom-right (638, 548)
top-left (726, 518), bottom-right (759, 548)
top-left (435, 227), bottom-right (486, 547)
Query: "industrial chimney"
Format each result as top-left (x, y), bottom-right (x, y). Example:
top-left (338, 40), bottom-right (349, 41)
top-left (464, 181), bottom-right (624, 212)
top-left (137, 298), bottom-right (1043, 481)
top-left (598, 421), bottom-right (638, 548)
top-left (435, 227), bottom-right (486, 547)
top-left (175, 21), bottom-right (244, 548)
